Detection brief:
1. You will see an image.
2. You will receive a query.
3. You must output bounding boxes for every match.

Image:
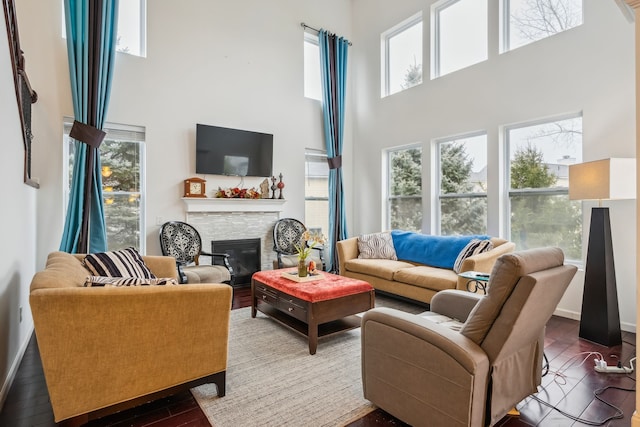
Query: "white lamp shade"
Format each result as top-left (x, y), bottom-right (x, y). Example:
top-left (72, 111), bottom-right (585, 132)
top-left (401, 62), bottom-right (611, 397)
top-left (568, 158), bottom-right (636, 201)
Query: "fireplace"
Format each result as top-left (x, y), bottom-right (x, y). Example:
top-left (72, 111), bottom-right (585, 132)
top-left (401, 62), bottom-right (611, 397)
top-left (212, 238), bottom-right (261, 287)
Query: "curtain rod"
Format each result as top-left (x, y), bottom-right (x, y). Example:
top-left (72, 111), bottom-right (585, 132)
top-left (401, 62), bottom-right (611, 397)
top-left (300, 22), bottom-right (352, 46)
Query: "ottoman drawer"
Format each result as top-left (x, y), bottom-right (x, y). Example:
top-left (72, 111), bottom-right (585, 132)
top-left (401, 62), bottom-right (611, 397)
top-left (278, 296), bottom-right (308, 322)
top-left (255, 284), bottom-right (278, 306)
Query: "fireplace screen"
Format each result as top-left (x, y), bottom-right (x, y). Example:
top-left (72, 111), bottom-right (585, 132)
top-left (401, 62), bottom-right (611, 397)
top-left (211, 238), bottom-right (261, 286)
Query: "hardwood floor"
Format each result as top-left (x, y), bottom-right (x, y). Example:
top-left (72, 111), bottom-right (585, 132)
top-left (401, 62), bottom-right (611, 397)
top-left (0, 287), bottom-right (635, 427)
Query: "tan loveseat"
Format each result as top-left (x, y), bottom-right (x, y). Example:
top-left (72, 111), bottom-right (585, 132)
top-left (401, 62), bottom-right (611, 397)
top-left (29, 251), bottom-right (232, 426)
top-left (337, 236), bottom-right (515, 304)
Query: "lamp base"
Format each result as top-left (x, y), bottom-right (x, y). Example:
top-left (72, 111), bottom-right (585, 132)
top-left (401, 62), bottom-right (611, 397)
top-left (578, 207), bottom-right (622, 347)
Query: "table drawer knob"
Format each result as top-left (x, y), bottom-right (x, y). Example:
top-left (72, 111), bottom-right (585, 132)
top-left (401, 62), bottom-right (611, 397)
top-left (288, 307), bottom-right (294, 312)
top-left (262, 295), bottom-right (267, 300)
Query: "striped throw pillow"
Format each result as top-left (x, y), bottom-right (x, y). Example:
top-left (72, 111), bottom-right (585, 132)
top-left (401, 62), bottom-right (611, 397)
top-left (357, 231), bottom-right (398, 260)
top-left (84, 276), bottom-right (179, 287)
top-left (453, 239), bottom-right (494, 274)
top-left (84, 247), bottom-right (156, 279)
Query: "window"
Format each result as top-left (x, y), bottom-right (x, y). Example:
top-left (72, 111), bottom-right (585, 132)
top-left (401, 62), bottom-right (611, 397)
top-left (437, 133), bottom-right (488, 235)
top-left (304, 33), bottom-right (322, 100)
top-left (387, 146), bottom-right (422, 231)
top-left (432, 0), bottom-right (487, 78)
top-left (501, 0), bottom-right (583, 52)
top-left (305, 149), bottom-right (329, 236)
top-left (382, 13), bottom-right (423, 97)
top-left (64, 121), bottom-right (146, 252)
top-left (506, 114), bottom-right (582, 261)
top-left (62, 0), bottom-right (147, 57)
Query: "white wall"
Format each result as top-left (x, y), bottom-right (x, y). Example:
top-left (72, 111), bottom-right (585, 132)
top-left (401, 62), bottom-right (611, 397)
top-left (0, 15), bottom-right (37, 407)
top-left (350, 0), bottom-right (637, 330)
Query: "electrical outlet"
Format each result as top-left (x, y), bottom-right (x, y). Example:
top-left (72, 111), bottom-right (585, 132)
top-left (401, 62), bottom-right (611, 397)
top-left (595, 365), bottom-right (633, 374)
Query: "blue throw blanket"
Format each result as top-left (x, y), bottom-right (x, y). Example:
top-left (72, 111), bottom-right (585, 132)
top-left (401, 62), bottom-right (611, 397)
top-left (391, 231), bottom-right (490, 269)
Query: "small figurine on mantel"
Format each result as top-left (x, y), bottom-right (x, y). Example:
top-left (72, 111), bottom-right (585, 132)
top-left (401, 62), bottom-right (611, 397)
top-left (260, 178), bottom-right (270, 199)
top-left (270, 176), bottom-right (277, 199)
top-left (277, 173), bottom-right (285, 199)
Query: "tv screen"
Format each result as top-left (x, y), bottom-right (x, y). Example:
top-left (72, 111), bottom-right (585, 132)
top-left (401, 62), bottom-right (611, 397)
top-left (195, 124), bottom-right (273, 177)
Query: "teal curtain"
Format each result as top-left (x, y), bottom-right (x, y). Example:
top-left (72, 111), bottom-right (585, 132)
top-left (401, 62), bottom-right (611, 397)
top-left (319, 29), bottom-right (349, 272)
top-left (60, 0), bottom-right (118, 253)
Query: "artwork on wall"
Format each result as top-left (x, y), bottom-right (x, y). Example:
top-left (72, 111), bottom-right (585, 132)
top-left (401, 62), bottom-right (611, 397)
top-left (2, 0), bottom-right (38, 187)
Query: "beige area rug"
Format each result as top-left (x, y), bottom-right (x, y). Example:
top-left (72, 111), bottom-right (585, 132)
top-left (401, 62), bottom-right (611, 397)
top-left (192, 294), bottom-right (425, 427)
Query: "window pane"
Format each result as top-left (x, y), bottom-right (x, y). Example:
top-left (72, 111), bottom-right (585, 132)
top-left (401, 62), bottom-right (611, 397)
top-left (386, 19), bottom-right (423, 96)
top-left (103, 194), bottom-right (141, 250)
top-left (506, 0), bottom-right (583, 51)
top-left (441, 197), bottom-right (487, 235)
top-left (508, 116), bottom-right (582, 190)
top-left (390, 198), bottom-right (422, 232)
top-left (305, 150), bottom-right (329, 236)
top-left (388, 147), bottom-right (422, 230)
top-left (435, 0), bottom-right (488, 77)
top-left (304, 34), bottom-right (322, 100)
top-left (101, 140), bottom-right (141, 193)
top-left (510, 194), bottom-right (582, 259)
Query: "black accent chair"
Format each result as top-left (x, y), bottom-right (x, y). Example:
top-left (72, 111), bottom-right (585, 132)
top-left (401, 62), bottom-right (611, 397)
top-left (272, 218), bottom-right (324, 270)
top-left (159, 221), bottom-right (234, 285)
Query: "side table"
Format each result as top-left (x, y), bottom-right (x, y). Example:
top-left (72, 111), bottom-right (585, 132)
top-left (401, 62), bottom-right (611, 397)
top-left (458, 271), bottom-right (490, 294)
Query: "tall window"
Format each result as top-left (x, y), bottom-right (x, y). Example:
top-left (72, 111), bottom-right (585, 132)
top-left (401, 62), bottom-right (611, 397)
top-left (382, 12), bottom-right (423, 97)
top-left (501, 0), bottom-right (583, 52)
top-left (304, 32), bottom-right (322, 100)
top-left (387, 146), bottom-right (422, 231)
top-left (507, 114), bottom-right (582, 261)
top-left (305, 149), bottom-right (329, 236)
top-left (62, 0), bottom-right (147, 57)
top-left (432, 0), bottom-right (487, 78)
top-left (438, 133), bottom-right (488, 235)
top-left (64, 121), bottom-right (146, 252)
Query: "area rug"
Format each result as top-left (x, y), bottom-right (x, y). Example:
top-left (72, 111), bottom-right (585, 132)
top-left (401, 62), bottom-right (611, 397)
top-left (192, 307), bottom-right (374, 427)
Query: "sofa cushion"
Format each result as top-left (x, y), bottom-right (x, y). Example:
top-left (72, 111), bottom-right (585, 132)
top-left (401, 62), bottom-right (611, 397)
top-left (393, 266), bottom-right (458, 292)
top-left (84, 247), bottom-right (156, 279)
top-left (344, 258), bottom-right (415, 281)
top-left (84, 276), bottom-right (179, 287)
top-left (453, 239), bottom-right (494, 274)
top-left (391, 231), bottom-right (490, 269)
top-left (357, 231), bottom-right (397, 260)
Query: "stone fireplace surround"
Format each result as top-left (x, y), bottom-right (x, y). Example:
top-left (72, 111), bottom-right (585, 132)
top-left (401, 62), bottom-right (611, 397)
top-left (182, 198), bottom-right (286, 274)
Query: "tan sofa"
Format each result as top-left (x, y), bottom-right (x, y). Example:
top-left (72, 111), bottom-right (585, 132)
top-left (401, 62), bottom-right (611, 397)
top-left (337, 236), bottom-right (515, 304)
top-left (29, 251), bottom-right (233, 426)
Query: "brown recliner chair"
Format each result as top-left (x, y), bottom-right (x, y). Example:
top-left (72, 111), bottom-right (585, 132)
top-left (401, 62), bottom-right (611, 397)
top-left (361, 247), bottom-right (577, 427)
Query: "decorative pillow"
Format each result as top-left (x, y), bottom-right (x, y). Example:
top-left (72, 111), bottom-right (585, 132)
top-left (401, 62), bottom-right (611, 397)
top-left (84, 276), bottom-right (179, 287)
top-left (453, 239), bottom-right (494, 274)
top-left (84, 247), bottom-right (156, 279)
top-left (357, 232), bottom-right (397, 260)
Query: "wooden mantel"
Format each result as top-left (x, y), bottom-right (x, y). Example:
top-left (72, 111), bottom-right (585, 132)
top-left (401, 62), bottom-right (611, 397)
top-left (182, 197), bottom-right (286, 213)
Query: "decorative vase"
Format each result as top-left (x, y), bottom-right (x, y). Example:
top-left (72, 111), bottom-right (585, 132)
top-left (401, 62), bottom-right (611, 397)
top-left (298, 259), bottom-right (308, 277)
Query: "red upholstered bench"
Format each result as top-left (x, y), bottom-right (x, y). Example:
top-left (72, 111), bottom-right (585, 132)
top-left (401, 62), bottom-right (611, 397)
top-left (251, 268), bottom-right (374, 354)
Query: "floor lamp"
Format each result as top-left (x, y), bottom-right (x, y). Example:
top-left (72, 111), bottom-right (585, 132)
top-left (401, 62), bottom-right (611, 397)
top-left (568, 158), bottom-right (636, 347)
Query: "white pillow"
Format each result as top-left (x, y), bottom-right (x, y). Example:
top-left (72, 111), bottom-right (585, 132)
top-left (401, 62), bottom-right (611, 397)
top-left (357, 231), bottom-right (398, 260)
top-left (453, 239), bottom-right (494, 274)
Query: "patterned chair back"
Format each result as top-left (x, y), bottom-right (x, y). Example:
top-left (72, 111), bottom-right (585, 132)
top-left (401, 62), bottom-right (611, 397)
top-left (159, 221), bottom-right (203, 265)
top-left (273, 218), bottom-right (307, 256)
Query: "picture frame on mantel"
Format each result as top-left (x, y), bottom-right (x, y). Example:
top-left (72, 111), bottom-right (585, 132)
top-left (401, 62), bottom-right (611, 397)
top-left (3, 0), bottom-right (39, 188)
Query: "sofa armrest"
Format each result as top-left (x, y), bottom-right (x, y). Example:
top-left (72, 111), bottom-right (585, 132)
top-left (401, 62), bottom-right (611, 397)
top-left (30, 284), bottom-right (232, 422)
top-left (361, 307), bottom-right (489, 427)
top-left (456, 241), bottom-right (516, 290)
top-left (430, 290), bottom-right (483, 322)
top-left (336, 237), bottom-right (359, 275)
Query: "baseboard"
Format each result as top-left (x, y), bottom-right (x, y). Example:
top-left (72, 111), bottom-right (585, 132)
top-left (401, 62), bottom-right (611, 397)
top-left (553, 308), bottom-right (636, 334)
top-left (0, 326), bottom-right (34, 411)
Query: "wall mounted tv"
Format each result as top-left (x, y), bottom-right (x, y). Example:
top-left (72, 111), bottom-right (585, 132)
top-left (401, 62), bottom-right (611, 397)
top-left (195, 124), bottom-right (273, 177)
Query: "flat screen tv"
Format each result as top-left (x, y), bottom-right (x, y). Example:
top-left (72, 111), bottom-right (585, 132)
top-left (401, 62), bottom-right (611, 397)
top-left (195, 124), bottom-right (273, 177)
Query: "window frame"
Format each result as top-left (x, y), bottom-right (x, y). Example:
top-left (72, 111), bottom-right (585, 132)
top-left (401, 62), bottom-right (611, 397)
top-left (381, 11), bottom-right (423, 98)
top-left (303, 32), bottom-right (322, 101)
top-left (435, 131), bottom-right (488, 235)
top-left (504, 113), bottom-right (583, 262)
top-left (63, 119), bottom-right (147, 253)
top-left (304, 148), bottom-right (329, 236)
top-left (385, 144), bottom-right (423, 231)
